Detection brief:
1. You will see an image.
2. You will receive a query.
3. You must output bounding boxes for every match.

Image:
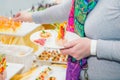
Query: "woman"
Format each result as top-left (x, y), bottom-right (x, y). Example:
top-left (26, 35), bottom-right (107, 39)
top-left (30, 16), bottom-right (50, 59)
top-left (14, 0), bottom-right (120, 80)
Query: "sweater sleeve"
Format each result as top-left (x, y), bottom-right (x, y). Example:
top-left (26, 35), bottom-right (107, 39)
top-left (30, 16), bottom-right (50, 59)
top-left (97, 40), bottom-right (120, 62)
top-left (32, 0), bottom-right (72, 24)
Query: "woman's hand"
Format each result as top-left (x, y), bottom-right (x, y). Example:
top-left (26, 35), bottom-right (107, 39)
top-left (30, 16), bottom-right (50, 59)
top-left (60, 38), bottom-right (91, 60)
top-left (13, 11), bottom-right (33, 22)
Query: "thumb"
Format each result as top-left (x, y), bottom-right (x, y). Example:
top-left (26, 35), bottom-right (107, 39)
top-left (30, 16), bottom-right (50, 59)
top-left (13, 16), bottom-right (22, 22)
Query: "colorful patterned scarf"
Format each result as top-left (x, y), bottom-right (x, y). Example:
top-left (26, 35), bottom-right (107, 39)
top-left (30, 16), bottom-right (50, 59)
top-left (66, 0), bottom-right (97, 80)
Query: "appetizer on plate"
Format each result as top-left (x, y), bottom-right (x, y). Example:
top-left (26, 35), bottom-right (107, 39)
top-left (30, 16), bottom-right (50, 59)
top-left (34, 30), bottom-right (52, 46)
top-left (34, 39), bottom-right (46, 46)
top-left (56, 22), bottom-right (67, 46)
top-left (30, 65), bottom-right (66, 80)
top-left (35, 67), bottom-right (52, 80)
top-left (38, 50), bottom-right (68, 63)
top-left (40, 30), bottom-right (51, 39)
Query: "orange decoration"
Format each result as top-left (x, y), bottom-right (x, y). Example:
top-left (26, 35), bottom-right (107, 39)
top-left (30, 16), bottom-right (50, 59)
top-left (57, 22), bottom-right (66, 40)
top-left (0, 16), bottom-right (21, 32)
top-left (56, 22), bottom-right (67, 46)
top-left (0, 54), bottom-right (6, 73)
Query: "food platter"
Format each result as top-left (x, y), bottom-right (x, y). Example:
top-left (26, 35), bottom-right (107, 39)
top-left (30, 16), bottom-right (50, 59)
top-left (30, 30), bottom-right (80, 49)
top-left (0, 22), bottom-right (40, 37)
top-left (29, 66), bottom-right (66, 80)
top-left (34, 47), bottom-right (68, 64)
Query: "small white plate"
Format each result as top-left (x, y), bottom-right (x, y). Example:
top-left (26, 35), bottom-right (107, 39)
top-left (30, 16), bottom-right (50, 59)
top-left (6, 63), bottom-right (24, 79)
top-left (30, 30), bottom-right (80, 49)
top-left (29, 66), bottom-right (66, 80)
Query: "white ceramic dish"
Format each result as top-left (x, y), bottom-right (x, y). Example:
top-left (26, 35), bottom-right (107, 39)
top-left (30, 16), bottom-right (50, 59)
top-left (0, 22), bottom-right (40, 37)
top-left (29, 65), bottom-right (66, 80)
top-left (6, 63), bottom-right (24, 79)
top-left (30, 30), bottom-right (80, 49)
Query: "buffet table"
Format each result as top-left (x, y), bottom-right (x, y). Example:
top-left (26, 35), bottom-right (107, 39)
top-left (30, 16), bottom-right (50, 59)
top-left (1, 24), bottom-right (63, 80)
top-left (0, 24), bottom-right (54, 52)
top-left (0, 22), bottom-right (67, 80)
top-left (0, 23), bottom-right (56, 52)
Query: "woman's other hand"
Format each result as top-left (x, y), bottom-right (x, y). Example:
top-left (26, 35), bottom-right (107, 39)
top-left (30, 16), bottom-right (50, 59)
top-left (13, 11), bottom-right (33, 22)
top-left (60, 38), bottom-right (91, 60)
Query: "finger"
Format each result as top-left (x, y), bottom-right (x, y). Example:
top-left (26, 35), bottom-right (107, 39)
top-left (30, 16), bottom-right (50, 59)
top-left (60, 48), bottom-right (81, 60)
top-left (63, 39), bottom-right (80, 49)
top-left (13, 16), bottom-right (22, 22)
top-left (14, 12), bottom-right (21, 18)
top-left (13, 17), bottom-right (20, 22)
top-left (60, 48), bottom-right (73, 55)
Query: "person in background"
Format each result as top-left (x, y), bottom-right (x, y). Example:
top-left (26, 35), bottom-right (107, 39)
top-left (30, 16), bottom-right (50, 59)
top-left (13, 0), bottom-right (120, 80)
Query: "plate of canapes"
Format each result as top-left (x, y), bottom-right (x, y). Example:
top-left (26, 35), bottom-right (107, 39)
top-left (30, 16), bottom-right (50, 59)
top-left (29, 66), bottom-right (66, 80)
top-left (30, 23), bottom-right (80, 49)
top-left (34, 47), bottom-right (68, 64)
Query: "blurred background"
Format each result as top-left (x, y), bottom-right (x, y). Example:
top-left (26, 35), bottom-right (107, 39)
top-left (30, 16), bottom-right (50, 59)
top-left (0, 0), bottom-right (64, 17)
